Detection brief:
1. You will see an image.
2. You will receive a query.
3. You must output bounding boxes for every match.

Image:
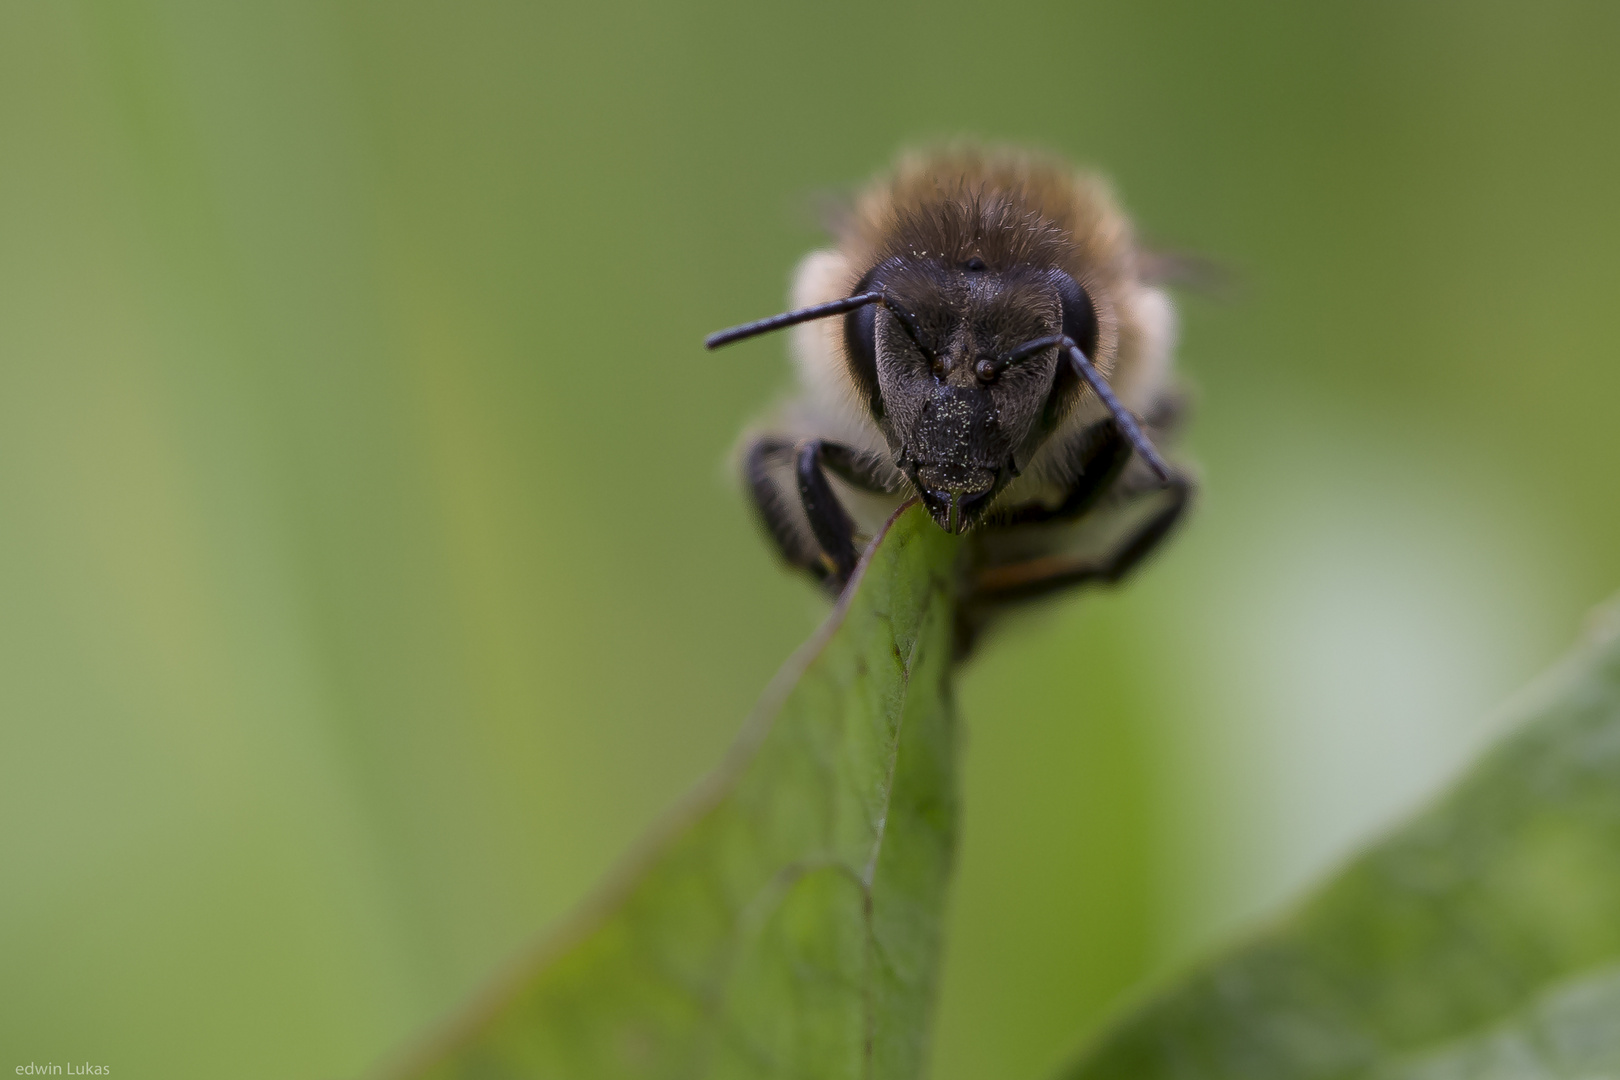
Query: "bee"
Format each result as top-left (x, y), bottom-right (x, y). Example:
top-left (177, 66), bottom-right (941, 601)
top-left (708, 146), bottom-right (1193, 620)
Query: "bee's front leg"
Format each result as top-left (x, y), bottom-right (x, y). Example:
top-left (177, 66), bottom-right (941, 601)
top-left (794, 441), bottom-right (859, 584)
top-left (744, 435), bottom-right (896, 592)
top-left (970, 474), bottom-right (1193, 606)
top-left (991, 419), bottom-right (1132, 527)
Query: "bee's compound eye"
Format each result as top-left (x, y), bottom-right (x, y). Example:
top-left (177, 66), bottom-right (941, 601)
top-left (846, 300), bottom-right (876, 367)
top-left (965, 256), bottom-right (987, 272)
top-left (843, 269), bottom-right (881, 401)
top-left (1052, 270), bottom-right (1100, 359)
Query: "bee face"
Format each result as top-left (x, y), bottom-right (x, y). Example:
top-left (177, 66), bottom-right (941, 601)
top-left (846, 256), bottom-right (1090, 533)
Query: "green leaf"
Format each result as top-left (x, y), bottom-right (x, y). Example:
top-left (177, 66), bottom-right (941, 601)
top-left (390, 504), bottom-right (962, 1079)
top-left (1061, 599), bottom-right (1620, 1080)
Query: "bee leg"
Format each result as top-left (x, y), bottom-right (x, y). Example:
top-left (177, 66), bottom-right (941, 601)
top-left (815, 441), bottom-right (902, 494)
top-left (796, 439), bottom-right (862, 586)
top-left (992, 419), bottom-right (1132, 527)
top-left (970, 474), bottom-right (1193, 605)
top-left (743, 436), bottom-right (894, 591)
top-left (745, 436), bottom-right (833, 584)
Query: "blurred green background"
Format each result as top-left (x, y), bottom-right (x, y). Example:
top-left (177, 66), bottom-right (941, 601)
top-left (3, 2), bottom-right (1618, 1077)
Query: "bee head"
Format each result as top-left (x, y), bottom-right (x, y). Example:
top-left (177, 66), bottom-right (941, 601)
top-left (844, 255), bottom-right (1100, 533)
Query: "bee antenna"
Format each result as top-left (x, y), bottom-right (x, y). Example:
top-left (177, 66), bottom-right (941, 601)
top-left (705, 292), bottom-right (884, 350)
top-left (1006, 335), bottom-right (1174, 483)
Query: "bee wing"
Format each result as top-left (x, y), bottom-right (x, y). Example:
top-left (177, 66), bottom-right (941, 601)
top-left (1138, 245), bottom-right (1243, 303)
